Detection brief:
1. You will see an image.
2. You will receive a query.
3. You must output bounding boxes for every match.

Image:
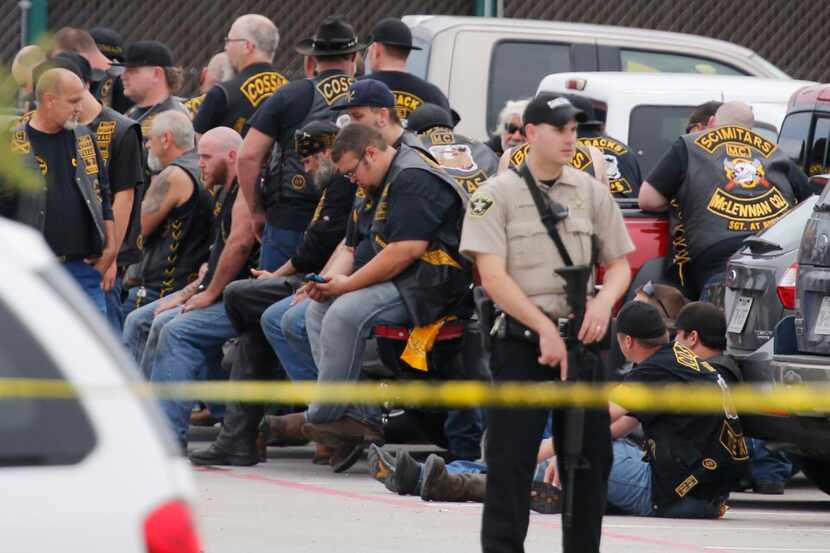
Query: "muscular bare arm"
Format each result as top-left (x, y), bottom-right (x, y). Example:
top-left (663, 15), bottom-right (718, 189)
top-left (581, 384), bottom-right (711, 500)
top-left (638, 181), bottom-right (670, 212)
top-left (236, 128), bottom-right (275, 239)
top-left (140, 166), bottom-right (192, 237)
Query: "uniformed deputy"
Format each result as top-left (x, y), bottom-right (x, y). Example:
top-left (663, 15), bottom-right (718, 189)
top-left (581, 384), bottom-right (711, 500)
top-left (605, 301), bottom-right (749, 518)
top-left (408, 102), bottom-right (499, 195)
top-left (567, 94), bottom-right (642, 198)
top-left (237, 16), bottom-right (357, 271)
top-left (639, 101), bottom-right (813, 300)
top-left (362, 17), bottom-right (451, 126)
top-left (460, 94), bottom-right (634, 553)
top-left (5, 68), bottom-right (116, 316)
top-left (193, 14), bottom-right (287, 136)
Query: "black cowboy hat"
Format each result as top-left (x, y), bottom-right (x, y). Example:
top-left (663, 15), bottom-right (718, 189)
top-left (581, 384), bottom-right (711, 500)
top-left (296, 16), bottom-right (364, 57)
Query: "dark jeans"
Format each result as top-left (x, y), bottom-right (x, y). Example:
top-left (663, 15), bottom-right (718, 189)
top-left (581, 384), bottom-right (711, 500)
top-left (104, 272), bottom-right (125, 333)
top-left (482, 337), bottom-right (611, 553)
top-left (63, 260), bottom-right (106, 316)
top-left (259, 224), bottom-right (303, 272)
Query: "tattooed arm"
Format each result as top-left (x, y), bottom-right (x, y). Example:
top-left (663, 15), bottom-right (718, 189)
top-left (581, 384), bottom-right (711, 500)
top-left (140, 166), bottom-right (193, 237)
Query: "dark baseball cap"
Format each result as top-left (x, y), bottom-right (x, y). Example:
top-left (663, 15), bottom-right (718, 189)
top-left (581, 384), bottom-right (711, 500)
top-left (32, 52), bottom-right (89, 88)
top-left (616, 301), bottom-right (667, 340)
top-left (523, 93), bottom-right (587, 128)
top-left (674, 302), bottom-right (727, 349)
top-left (331, 78), bottom-right (394, 111)
top-left (89, 27), bottom-right (124, 62)
top-left (111, 40), bottom-right (174, 68)
top-left (407, 103), bottom-right (455, 133)
top-left (295, 120), bottom-right (340, 158)
top-left (565, 94), bottom-right (602, 128)
top-left (367, 17), bottom-right (421, 50)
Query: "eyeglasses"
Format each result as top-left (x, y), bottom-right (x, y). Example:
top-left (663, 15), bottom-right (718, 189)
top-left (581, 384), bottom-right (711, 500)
top-left (343, 151), bottom-right (367, 180)
top-left (641, 280), bottom-right (671, 321)
top-left (505, 123), bottom-right (524, 136)
top-left (224, 37), bottom-right (248, 44)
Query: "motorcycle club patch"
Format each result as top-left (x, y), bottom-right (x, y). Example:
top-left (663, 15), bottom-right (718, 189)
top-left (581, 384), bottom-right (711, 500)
top-left (76, 134), bottom-right (99, 175)
top-left (317, 75), bottom-right (355, 106)
top-left (240, 71), bottom-right (288, 107)
top-left (468, 193), bottom-right (495, 217)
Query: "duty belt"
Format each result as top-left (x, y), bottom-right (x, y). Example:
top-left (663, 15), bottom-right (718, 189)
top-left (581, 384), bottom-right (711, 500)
top-left (490, 312), bottom-right (569, 345)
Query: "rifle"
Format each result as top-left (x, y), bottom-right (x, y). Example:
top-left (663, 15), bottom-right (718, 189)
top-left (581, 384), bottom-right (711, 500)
top-left (555, 263), bottom-right (596, 529)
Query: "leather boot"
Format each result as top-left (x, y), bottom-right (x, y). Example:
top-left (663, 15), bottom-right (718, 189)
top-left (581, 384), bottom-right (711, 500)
top-left (368, 443), bottom-right (396, 482)
top-left (420, 454), bottom-right (486, 502)
top-left (260, 412), bottom-right (309, 445)
top-left (389, 448), bottom-right (420, 495)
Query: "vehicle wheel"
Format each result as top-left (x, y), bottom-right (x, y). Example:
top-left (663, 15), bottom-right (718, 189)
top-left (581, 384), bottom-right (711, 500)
top-left (800, 457), bottom-right (830, 495)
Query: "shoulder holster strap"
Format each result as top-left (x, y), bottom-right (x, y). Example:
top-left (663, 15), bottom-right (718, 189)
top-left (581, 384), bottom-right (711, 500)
top-left (514, 162), bottom-right (574, 267)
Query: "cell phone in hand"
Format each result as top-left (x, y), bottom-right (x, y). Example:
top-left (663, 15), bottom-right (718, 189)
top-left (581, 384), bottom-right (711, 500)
top-left (304, 273), bottom-right (328, 283)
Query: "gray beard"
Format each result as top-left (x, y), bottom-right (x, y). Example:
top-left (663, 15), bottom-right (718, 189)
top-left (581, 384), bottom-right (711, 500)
top-left (147, 151), bottom-right (163, 173)
top-left (62, 118), bottom-right (79, 131)
top-left (313, 159), bottom-right (334, 190)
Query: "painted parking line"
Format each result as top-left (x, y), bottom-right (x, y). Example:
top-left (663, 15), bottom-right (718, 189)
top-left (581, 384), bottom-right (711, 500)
top-left (704, 548), bottom-right (830, 552)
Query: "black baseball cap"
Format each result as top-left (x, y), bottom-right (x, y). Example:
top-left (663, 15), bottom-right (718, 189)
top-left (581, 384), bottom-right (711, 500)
top-left (565, 94), bottom-right (602, 128)
top-left (295, 120), bottom-right (339, 158)
top-left (367, 17), bottom-right (421, 50)
top-left (523, 93), bottom-right (587, 128)
top-left (674, 302), bottom-right (727, 349)
top-left (111, 40), bottom-right (175, 68)
top-left (616, 301), bottom-right (667, 340)
top-left (89, 27), bottom-right (124, 62)
top-left (407, 103), bottom-right (455, 133)
top-left (331, 78), bottom-right (394, 111)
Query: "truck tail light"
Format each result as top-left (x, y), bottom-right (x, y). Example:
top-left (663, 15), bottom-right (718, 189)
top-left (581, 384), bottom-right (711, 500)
top-left (565, 78), bottom-right (586, 91)
top-left (776, 263), bottom-right (798, 310)
top-left (144, 500), bottom-right (201, 553)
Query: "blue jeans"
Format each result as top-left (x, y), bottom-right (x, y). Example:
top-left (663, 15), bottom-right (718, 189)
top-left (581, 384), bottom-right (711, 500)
top-left (748, 438), bottom-right (797, 485)
top-left (608, 440), bottom-right (724, 518)
top-left (122, 294), bottom-right (182, 376)
top-left (261, 296), bottom-right (318, 382)
top-left (122, 286), bottom-right (161, 318)
top-left (147, 300), bottom-right (238, 441)
top-left (260, 224), bottom-right (303, 272)
top-left (305, 281), bottom-right (411, 426)
top-left (63, 260), bottom-right (106, 316)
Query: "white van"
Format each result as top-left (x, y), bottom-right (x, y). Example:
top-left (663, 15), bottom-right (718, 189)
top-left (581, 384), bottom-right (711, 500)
top-left (402, 15), bottom-right (791, 141)
top-left (536, 72), bottom-right (815, 176)
top-left (0, 219), bottom-right (200, 553)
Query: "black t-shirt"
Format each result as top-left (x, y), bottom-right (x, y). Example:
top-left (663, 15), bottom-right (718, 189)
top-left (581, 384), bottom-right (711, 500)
top-left (291, 174), bottom-right (356, 274)
top-left (27, 124), bottom-right (99, 258)
top-left (192, 86), bottom-right (228, 135)
top-left (362, 70), bottom-right (450, 121)
top-left (382, 167), bottom-right (461, 243)
top-left (248, 78), bottom-right (315, 141)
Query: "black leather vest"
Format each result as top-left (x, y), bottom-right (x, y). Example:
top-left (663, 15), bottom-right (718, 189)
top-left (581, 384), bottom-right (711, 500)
top-left (370, 145), bottom-right (472, 325)
top-left (264, 71), bottom-right (354, 229)
top-left (578, 132), bottom-right (642, 198)
top-left (138, 151), bottom-right (214, 296)
top-left (125, 95), bottom-right (189, 142)
top-left (201, 181), bottom-right (258, 289)
top-left (638, 342), bottom-right (749, 512)
top-left (90, 106), bottom-right (145, 266)
top-left (217, 62), bottom-right (288, 135)
top-left (418, 127), bottom-right (499, 195)
top-left (9, 122), bottom-right (107, 245)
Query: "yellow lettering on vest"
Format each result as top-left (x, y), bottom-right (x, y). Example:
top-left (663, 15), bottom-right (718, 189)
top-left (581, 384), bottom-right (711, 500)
top-left (707, 188), bottom-right (791, 223)
top-left (672, 342), bottom-right (701, 372)
top-left (694, 126), bottom-right (777, 158)
top-left (317, 75), bottom-right (355, 105)
top-left (240, 72), bottom-right (288, 107)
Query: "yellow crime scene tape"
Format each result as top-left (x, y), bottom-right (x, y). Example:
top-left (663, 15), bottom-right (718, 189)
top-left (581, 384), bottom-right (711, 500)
top-left (1, 378), bottom-right (830, 415)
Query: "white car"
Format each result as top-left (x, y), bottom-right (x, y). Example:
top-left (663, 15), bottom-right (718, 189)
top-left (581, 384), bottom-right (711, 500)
top-left (0, 218), bottom-right (200, 552)
top-left (536, 72), bottom-right (815, 176)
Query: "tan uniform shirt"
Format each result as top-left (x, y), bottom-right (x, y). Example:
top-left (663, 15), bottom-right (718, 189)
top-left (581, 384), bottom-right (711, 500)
top-left (459, 164), bottom-right (635, 318)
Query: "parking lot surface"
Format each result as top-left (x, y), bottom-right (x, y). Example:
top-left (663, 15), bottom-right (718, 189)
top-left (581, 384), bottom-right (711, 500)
top-left (190, 437), bottom-right (830, 553)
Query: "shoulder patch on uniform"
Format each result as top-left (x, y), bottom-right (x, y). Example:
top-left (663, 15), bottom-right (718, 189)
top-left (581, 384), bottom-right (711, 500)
top-left (468, 192), bottom-right (495, 217)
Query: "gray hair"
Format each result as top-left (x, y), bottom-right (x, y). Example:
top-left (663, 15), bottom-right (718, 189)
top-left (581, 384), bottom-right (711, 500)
top-left (233, 14), bottom-right (279, 61)
top-left (714, 101), bottom-right (754, 129)
top-left (150, 110), bottom-right (195, 150)
top-left (494, 98), bottom-right (529, 134)
top-left (206, 52), bottom-right (235, 82)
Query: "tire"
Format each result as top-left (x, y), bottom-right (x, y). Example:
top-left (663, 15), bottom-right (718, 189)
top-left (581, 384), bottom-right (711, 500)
top-left (800, 457), bottom-right (830, 496)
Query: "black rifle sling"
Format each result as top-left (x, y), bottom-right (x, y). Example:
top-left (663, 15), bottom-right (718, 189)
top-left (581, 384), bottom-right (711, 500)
top-left (516, 162), bottom-right (574, 267)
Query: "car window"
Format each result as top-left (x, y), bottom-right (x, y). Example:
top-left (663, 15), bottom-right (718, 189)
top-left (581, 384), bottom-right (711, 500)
top-left (487, 40), bottom-right (571, 133)
top-left (778, 111), bottom-right (812, 165)
top-left (628, 105), bottom-right (695, 177)
top-left (0, 296), bottom-right (96, 467)
top-left (752, 194), bottom-right (818, 251)
top-left (806, 117), bottom-right (830, 176)
top-left (620, 49), bottom-right (747, 76)
top-left (404, 36), bottom-right (430, 79)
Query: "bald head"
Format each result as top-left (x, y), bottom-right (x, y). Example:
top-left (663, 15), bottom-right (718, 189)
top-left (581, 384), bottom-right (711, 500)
top-left (715, 101), bottom-right (754, 128)
top-left (33, 68), bottom-right (85, 131)
top-left (35, 68), bottom-right (83, 102)
top-left (198, 127), bottom-right (242, 188)
top-left (12, 45), bottom-right (46, 92)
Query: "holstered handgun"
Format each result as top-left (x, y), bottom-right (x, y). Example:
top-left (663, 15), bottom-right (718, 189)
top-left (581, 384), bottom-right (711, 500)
top-left (473, 286), bottom-right (495, 351)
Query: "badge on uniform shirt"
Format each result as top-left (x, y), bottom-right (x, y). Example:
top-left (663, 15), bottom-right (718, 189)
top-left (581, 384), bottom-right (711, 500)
top-left (468, 193), bottom-right (495, 217)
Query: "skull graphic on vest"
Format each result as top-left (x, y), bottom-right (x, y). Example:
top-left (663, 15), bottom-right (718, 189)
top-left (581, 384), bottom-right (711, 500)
top-left (723, 157), bottom-right (770, 192)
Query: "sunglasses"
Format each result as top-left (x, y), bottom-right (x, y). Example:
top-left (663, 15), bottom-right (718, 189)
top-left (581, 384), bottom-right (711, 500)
top-left (505, 123), bottom-right (524, 136)
top-left (641, 280), bottom-right (671, 321)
